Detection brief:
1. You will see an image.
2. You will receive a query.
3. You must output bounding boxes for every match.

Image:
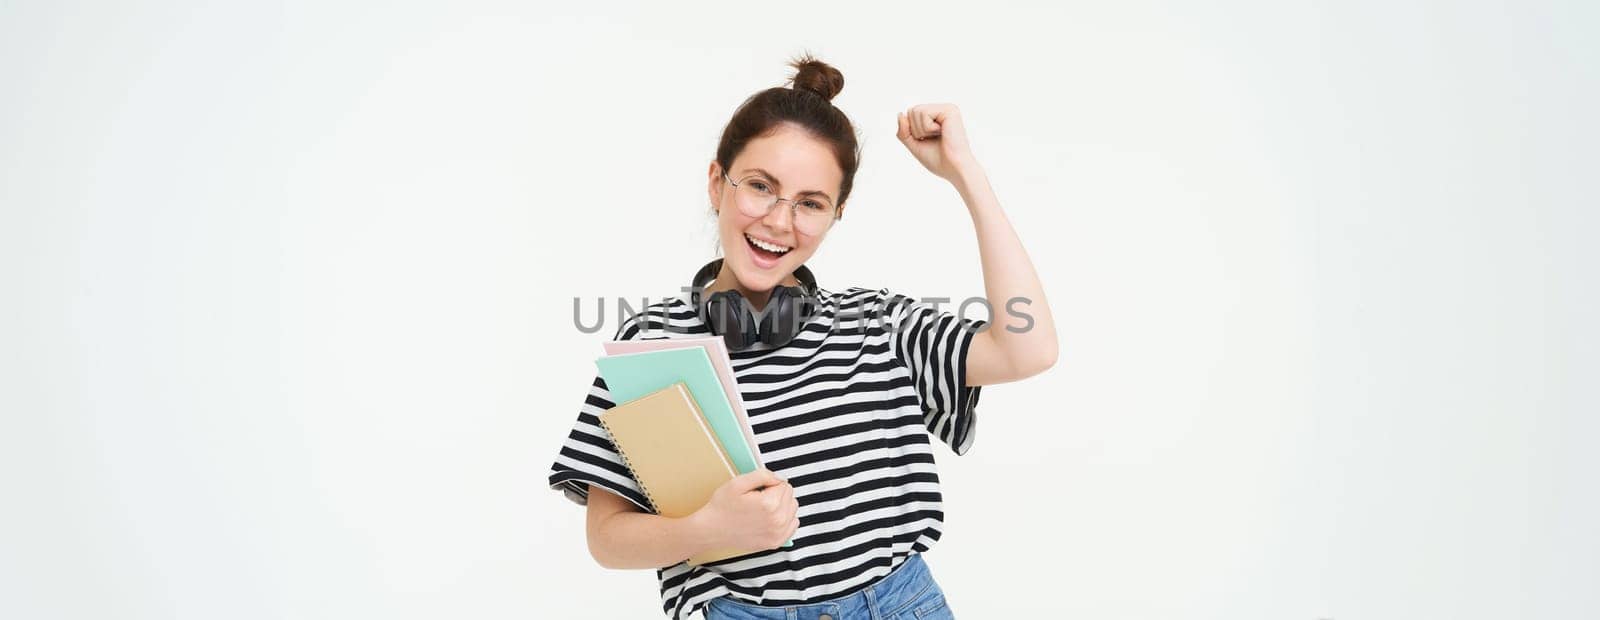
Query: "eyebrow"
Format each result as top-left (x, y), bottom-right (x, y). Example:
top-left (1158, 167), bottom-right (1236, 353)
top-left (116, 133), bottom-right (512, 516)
top-left (738, 168), bottom-right (836, 204)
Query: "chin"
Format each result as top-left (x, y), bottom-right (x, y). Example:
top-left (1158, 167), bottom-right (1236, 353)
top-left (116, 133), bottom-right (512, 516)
top-left (731, 261), bottom-right (784, 292)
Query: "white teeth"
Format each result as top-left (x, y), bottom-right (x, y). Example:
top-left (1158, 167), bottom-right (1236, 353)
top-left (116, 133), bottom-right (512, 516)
top-left (746, 234), bottom-right (792, 254)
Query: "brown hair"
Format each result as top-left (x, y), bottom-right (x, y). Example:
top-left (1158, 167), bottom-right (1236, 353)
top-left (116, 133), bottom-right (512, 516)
top-left (715, 52), bottom-right (861, 212)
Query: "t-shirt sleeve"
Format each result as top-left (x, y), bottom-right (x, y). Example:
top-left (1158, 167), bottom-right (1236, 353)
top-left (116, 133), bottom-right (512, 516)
top-left (546, 312), bottom-right (661, 513)
top-left (546, 373), bottom-right (655, 512)
top-left (878, 288), bottom-right (988, 456)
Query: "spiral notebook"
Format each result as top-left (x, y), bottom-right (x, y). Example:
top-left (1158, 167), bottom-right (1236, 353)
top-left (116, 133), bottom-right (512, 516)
top-left (596, 381), bottom-right (763, 566)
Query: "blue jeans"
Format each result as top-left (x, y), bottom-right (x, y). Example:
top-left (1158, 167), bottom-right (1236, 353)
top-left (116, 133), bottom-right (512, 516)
top-left (703, 553), bottom-right (955, 620)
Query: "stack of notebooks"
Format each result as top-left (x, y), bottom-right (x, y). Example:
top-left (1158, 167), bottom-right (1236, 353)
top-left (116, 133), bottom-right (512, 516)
top-left (595, 336), bottom-right (793, 566)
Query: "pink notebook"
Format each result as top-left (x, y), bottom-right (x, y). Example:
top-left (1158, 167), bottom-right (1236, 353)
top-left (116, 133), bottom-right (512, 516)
top-left (601, 336), bottom-right (763, 467)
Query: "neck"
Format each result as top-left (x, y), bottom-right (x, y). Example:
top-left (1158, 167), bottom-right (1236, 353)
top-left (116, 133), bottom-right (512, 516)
top-left (705, 262), bottom-right (799, 313)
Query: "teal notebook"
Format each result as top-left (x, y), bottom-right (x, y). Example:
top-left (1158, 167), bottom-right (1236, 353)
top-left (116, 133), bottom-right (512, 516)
top-left (596, 346), bottom-right (793, 549)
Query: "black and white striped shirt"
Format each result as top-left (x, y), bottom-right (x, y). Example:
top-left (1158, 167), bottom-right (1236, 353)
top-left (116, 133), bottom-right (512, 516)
top-left (547, 285), bottom-right (985, 620)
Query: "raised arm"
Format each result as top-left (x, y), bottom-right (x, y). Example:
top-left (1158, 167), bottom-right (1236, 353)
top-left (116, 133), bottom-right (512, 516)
top-left (897, 103), bottom-right (1059, 386)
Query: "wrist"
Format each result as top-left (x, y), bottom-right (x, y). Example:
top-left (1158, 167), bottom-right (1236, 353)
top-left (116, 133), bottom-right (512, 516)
top-left (949, 158), bottom-right (987, 193)
top-left (951, 162), bottom-right (994, 212)
top-left (682, 507), bottom-right (724, 553)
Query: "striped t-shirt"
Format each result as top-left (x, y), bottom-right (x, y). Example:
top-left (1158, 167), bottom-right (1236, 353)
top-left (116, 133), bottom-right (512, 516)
top-left (547, 285), bottom-right (985, 620)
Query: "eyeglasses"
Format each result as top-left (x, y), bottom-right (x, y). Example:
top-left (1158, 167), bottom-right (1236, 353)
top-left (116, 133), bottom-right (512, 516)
top-left (722, 171), bottom-right (840, 236)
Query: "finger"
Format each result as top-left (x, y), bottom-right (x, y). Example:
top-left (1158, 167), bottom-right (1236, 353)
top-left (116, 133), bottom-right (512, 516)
top-left (907, 106), bottom-right (922, 140)
top-left (757, 478), bottom-right (788, 499)
top-left (762, 485), bottom-right (784, 511)
top-left (896, 111), bottom-right (911, 143)
top-left (744, 469), bottom-right (780, 493)
top-left (921, 109), bottom-right (941, 136)
top-left (736, 468), bottom-right (783, 493)
top-left (770, 482), bottom-right (794, 510)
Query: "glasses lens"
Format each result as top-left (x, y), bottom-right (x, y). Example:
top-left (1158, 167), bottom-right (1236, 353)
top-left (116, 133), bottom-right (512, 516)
top-left (733, 176), bottom-right (836, 234)
top-left (734, 177), bottom-right (776, 218)
top-left (792, 201), bottom-right (835, 235)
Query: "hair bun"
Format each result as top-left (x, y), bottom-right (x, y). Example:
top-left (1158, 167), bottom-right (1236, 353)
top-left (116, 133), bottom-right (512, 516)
top-left (787, 53), bottom-right (844, 102)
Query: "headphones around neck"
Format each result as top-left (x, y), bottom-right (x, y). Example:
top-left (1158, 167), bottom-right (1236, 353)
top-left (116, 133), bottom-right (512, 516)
top-left (689, 258), bottom-right (821, 351)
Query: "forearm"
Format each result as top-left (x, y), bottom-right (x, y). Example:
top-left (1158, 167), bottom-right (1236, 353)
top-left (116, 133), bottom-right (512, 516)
top-left (952, 161), bottom-right (1059, 370)
top-left (589, 499), bottom-right (718, 570)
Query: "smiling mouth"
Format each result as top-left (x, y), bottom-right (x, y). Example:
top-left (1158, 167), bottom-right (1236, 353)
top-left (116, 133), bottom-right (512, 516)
top-left (745, 233), bottom-right (792, 259)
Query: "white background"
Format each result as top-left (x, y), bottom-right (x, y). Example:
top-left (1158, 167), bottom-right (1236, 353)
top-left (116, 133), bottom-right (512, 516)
top-left (2, 1), bottom-right (1595, 618)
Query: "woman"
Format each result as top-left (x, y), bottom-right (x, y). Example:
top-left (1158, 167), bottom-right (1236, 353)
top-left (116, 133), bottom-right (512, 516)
top-left (547, 53), bottom-right (1057, 619)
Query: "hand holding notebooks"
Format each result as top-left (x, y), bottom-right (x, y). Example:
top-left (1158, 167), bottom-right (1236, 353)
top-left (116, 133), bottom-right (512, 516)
top-left (595, 382), bottom-right (763, 566)
top-left (599, 338), bottom-right (795, 551)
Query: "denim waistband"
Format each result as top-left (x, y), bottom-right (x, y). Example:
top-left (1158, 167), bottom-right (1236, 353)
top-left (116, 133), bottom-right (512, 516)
top-left (706, 552), bottom-right (939, 619)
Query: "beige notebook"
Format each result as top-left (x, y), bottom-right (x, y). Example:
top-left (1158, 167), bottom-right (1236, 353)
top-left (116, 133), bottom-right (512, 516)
top-left (596, 381), bottom-right (761, 566)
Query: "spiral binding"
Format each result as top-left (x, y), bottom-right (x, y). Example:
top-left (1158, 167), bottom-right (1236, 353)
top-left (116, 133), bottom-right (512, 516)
top-left (596, 416), bottom-right (661, 514)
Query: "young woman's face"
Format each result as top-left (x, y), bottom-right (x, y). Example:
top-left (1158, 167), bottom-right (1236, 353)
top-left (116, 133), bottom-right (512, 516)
top-left (708, 122), bottom-right (844, 294)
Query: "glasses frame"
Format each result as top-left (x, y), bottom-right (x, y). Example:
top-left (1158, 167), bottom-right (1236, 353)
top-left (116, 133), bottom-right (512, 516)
top-left (721, 171), bottom-right (841, 232)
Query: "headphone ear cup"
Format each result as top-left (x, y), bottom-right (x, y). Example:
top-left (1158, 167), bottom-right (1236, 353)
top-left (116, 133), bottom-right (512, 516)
top-left (759, 286), bottom-right (802, 347)
top-left (707, 289), bottom-right (757, 351)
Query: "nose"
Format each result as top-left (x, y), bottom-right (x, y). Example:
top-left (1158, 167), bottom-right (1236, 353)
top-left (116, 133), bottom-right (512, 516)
top-left (761, 199), bottom-right (796, 233)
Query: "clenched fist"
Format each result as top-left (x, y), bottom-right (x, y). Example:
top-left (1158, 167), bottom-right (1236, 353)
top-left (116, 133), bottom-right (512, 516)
top-left (896, 102), bottom-right (978, 183)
